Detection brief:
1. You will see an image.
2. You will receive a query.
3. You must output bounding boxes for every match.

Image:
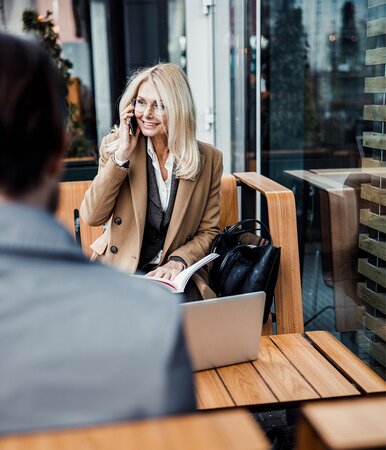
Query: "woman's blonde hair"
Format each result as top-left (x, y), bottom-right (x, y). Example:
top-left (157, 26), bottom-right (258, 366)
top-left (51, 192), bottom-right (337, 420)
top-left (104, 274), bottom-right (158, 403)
top-left (110, 63), bottom-right (200, 180)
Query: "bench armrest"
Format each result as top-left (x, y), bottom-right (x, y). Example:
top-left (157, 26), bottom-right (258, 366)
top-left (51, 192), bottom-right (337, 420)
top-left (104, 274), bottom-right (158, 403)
top-left (234, 172), bottom-right (292, 195)
top-left (234, 172), bottom-right (304, 334)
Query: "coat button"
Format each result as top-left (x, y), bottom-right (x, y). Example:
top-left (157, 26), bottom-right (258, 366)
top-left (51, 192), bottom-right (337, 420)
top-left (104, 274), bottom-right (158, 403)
top-left (110, 246), bottom-right (118, 254)
top-left (114, 217), bottom-right (122, 225)
top-left (187, 235), bottom-right (193, 241)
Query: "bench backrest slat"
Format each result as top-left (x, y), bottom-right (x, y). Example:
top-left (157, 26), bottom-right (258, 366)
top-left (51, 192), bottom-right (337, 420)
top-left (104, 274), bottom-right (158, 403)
top-left (57, 180), bottom-right (102, 257)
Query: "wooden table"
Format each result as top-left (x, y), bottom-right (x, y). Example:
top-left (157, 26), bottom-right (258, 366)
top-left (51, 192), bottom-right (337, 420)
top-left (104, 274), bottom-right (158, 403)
top-left (0, 410), bottom-right (269, 450)
top-left (297, 396), bottom-right (386, 450)
top-left (195, 332), bottom-right (386, 410)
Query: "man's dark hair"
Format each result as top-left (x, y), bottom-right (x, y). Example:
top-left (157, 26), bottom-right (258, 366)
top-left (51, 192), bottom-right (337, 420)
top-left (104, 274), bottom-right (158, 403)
top-left (0, 32), bottom-right (66, 196)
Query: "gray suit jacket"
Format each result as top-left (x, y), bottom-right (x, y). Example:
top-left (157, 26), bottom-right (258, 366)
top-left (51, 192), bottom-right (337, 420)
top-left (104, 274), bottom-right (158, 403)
top-left (0, 204), bottom-right (195, 434)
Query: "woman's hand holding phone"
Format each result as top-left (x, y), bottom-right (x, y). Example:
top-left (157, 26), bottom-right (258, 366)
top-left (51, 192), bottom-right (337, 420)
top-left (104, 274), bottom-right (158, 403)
top-left (116, 101), bottom-right (140, 161)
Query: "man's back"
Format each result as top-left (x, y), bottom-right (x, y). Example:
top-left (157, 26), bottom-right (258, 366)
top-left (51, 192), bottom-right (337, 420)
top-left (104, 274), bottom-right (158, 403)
top-left (0, 205), bottom-right (195, 434)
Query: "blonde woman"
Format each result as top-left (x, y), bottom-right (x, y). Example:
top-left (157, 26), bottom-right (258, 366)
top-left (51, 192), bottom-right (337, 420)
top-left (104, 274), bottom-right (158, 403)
top-left (80, 63), bottom-right (223, 300)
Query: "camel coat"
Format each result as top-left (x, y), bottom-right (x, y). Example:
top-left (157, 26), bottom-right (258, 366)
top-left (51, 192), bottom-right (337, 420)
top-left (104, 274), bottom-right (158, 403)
top-left (80, 132), bottom-right (223, 298)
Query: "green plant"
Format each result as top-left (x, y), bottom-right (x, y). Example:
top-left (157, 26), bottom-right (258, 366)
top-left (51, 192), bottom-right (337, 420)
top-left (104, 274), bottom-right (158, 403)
top-left (22, 9), bottom-right (95, 158)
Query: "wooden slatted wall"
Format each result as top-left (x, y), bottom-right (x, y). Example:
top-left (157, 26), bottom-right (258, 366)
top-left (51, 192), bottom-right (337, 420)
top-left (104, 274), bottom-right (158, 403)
top-left (358, 0), bottom-right (386, 377)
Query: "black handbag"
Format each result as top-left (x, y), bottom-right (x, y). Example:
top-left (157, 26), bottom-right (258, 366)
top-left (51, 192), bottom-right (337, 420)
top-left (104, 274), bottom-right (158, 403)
top-left (209, 219), bottom-right (281, 323)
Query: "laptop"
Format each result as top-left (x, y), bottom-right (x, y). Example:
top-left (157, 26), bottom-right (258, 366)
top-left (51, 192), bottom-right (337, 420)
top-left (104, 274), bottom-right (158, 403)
top-left (181, 292), bottom-right (266, 372)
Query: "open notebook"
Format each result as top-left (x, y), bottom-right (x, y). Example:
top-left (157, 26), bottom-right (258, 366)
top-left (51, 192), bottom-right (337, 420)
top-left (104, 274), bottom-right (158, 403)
top-left (131, 253), bottom-right (219, 293)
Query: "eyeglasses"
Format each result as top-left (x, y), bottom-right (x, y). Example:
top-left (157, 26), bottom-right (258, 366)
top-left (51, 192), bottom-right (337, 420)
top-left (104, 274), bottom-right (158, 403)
top-left (133, 98), bottom-right (166, 116)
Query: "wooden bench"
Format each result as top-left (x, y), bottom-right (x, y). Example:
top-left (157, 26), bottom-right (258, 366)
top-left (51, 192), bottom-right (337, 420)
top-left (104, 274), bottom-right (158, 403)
top-left (297, 396), bottom-right (386, 450)
top-left (57, 180), bottom-right (102, 257)
top-left (0, 409), bottom-right (269, 450)
top-left (57, 174), bottom-right (386, 411)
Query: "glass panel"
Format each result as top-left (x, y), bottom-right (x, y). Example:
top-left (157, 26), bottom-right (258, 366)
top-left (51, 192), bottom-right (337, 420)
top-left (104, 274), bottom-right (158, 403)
top-left (230, 0), bottom-right (246, 171)
top-left (110, 0), bottom-right (186, 126)
top-left (2, 0), bottom-right (97, 160)
top-left (261, 0), bottom-right (386, 378)
top-left (229, 0), bottom-right (257, 172)
top-left (168, 0), bottom-right (186, 70)
top-left (246, 0), bottom-right (257, 171)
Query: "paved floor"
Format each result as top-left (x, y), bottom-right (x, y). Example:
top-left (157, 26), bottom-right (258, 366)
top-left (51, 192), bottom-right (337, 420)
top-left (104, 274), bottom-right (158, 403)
top-left (253, 409), bottom-right (298, 450)
top-left (302, 241), bottom-right (384, 378)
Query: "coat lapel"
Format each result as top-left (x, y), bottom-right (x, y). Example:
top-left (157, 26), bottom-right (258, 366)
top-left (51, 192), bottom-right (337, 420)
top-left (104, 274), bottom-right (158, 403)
top-left (146, 154), bottom-right (162, 210)
top-left (128, 136), bottom-right (147, 255)
top-left (162, 151), bottom-right (206, 260)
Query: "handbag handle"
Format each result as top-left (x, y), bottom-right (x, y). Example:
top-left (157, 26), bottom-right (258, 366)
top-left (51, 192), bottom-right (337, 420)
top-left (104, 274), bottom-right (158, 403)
top-left (222, 219), bottom-right (272, 244)
top-left (210, 219), bottom-right (273, 255)
top-left (218, 243), bottom-right (251, 274)
top-left (224, 219), bottom-right (272, 242)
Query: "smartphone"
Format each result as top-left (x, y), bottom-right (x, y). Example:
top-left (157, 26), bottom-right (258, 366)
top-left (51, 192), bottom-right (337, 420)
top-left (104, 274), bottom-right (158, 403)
top-left (129, 99), bottom-right (138, 135)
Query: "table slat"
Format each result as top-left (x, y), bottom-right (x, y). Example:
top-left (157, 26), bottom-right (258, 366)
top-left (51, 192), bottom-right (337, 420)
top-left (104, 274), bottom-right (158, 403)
top-left (298, 397), bottom-right (386, 450)
top-left (0, 410), bottom-right (269, 450)
top-left (217, 362), bottom-right (277, 406)
top-left (306, 331), bottom-right (386, 394)
top-left (270, 334), bottom-right (359, 398)
top-left (252, 336), bottom-right (320, 402)
top-left (177, 410), bottom-right (270, 450)
top-left (194, 370), bottom-right (235, 410)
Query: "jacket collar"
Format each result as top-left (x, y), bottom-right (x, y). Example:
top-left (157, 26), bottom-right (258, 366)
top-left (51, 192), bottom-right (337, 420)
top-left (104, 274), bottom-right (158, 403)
top-left (128, 135), bottom-right (148, 255)
top-left (0, 203), bottom-right (84, 260)
top-left (146, 153), bottom-right (162, 210)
